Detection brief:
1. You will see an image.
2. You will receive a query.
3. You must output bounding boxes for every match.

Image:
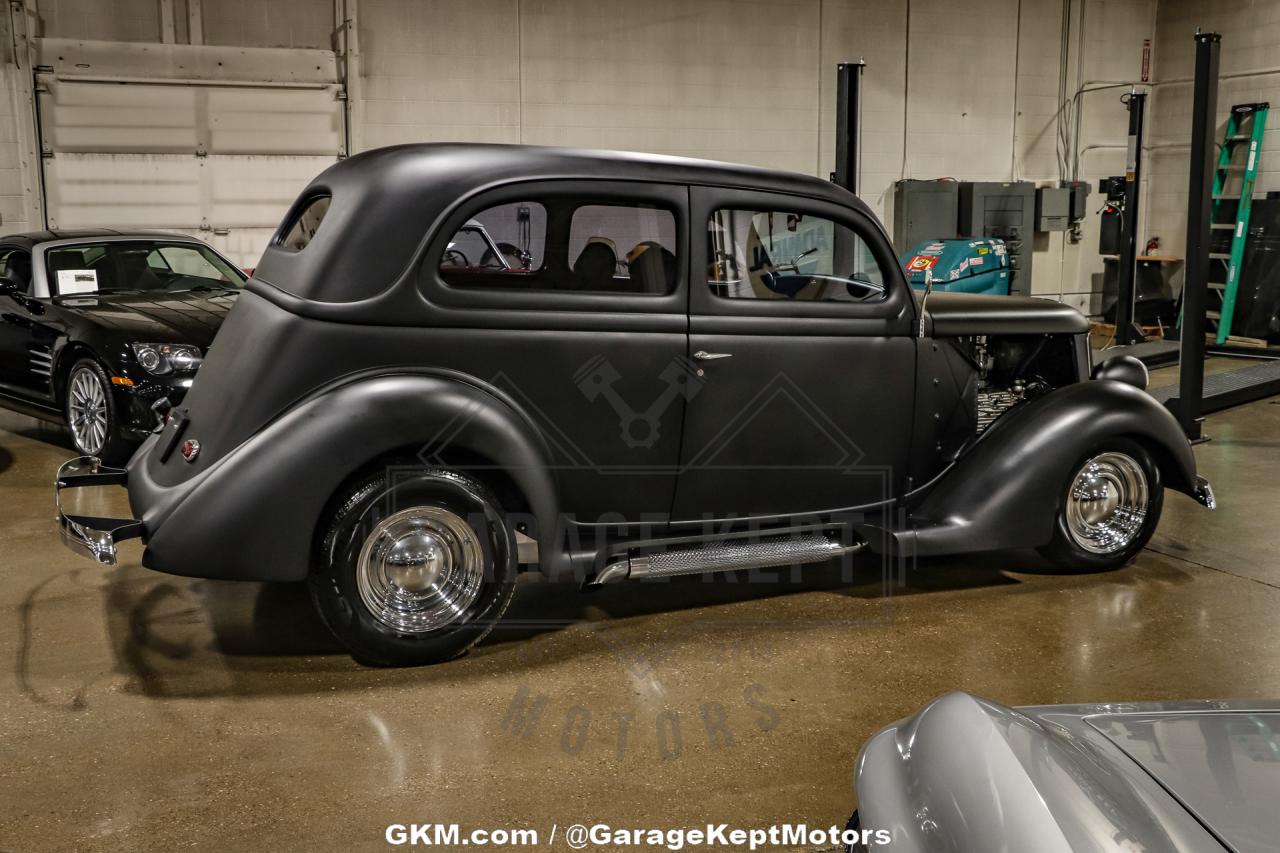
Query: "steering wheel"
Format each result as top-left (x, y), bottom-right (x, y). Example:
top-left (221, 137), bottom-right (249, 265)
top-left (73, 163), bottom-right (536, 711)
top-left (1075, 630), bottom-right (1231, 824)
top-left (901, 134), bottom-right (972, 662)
top-left (481, 241), bottom-right (527, 271)
top-left (845, 274), bottom-right (885, 300)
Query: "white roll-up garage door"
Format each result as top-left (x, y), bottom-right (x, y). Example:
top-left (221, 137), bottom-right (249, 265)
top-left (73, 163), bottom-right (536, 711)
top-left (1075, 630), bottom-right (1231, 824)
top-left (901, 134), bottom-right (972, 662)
top-left (34, 39), bottom-right (345, 268)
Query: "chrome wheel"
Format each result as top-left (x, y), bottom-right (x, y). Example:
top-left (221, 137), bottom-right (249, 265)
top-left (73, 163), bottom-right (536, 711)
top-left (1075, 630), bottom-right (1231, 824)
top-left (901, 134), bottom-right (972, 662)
top-left (1065, 452), bottom-right (1149, 555)
top-left (68, 367), bottom-right (109, 456)
top-left (356, 506), bottom-right (485, 633)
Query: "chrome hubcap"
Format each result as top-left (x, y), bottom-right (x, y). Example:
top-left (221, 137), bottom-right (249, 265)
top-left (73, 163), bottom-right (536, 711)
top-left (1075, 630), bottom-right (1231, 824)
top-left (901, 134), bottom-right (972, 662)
top-left (68, 368), bottom-right (108, 455)
top-left (1065, 452), bottom-right (1149, 555)
top-left (356, 506), bottom-right (485, 633)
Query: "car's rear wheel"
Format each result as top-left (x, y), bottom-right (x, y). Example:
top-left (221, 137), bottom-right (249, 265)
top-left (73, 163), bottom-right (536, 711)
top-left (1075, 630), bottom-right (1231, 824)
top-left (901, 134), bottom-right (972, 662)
top-left (64, 359), bottom-right (132, 465)
top-left (1038, 437), bottom-right (1163, 572)
top-left (310, 467), bottom-right (516, 666)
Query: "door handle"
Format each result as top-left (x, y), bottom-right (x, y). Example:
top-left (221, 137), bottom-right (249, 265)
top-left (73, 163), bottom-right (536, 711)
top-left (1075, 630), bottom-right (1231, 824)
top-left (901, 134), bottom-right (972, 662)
top-left (692, 350), bottom-right (733, 361)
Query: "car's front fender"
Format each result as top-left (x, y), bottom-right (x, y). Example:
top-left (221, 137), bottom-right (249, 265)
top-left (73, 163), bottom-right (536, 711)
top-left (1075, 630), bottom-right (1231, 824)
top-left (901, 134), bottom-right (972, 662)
top-left (902, 379), bottom-right (1202, 557)
top-left (128, 370), bottom-right (560, 582)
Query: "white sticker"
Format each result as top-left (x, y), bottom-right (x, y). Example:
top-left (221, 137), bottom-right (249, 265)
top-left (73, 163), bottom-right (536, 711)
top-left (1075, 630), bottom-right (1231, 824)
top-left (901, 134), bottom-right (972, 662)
top-left (57, 269), bottom-right (98, 295)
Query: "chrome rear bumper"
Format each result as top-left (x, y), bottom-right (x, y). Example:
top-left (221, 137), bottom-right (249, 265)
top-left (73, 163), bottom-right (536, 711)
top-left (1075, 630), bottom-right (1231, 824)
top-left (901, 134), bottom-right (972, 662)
top-left (55, 456), bottom-right (143, 565)
top-left (1193, 475), bottom-right (1216, 510)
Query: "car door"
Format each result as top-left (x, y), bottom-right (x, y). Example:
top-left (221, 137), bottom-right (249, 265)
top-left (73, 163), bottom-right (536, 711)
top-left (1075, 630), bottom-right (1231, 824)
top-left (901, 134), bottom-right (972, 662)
top-left (670, 186), bottom-right (918, 521)
top-left (421, 180), bottom-right (690, 522)
top-left (0, 247), bottom-right (55, 400)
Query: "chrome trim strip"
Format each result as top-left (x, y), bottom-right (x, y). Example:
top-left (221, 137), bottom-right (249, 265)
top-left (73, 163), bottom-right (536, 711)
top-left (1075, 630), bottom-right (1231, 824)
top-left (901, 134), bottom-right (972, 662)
top-left (588, 534), bottom-right (865, 586)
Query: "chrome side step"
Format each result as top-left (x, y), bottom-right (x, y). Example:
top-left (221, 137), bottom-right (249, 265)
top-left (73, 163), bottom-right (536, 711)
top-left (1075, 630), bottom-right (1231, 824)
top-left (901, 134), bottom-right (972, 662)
top-left (587, 533), bottom-right (864, 586)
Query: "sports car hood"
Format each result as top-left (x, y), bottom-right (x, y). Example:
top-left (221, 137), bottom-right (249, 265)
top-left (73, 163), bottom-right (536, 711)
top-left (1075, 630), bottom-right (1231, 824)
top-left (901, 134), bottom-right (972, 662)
top-left (53, 289), bottom-right (239, 347)
top-left (921, 291), bottom-right (1090, 336)
top-left (1085, 707), bottom-right (1280, 853)
top-left (853, 692), bottom-right (1280, 852)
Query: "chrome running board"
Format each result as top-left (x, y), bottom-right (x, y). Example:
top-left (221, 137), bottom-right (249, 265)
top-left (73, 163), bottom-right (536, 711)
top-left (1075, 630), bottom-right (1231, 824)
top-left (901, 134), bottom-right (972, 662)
top-left (587, 533), bottom-right (864, 586)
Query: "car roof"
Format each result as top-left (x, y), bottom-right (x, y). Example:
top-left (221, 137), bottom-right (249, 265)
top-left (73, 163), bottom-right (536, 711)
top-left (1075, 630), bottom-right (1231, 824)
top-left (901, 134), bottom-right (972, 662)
top-left (0, 229), bottom-right (202, 248)
top-left (252, 143), bottom-right (878, 309)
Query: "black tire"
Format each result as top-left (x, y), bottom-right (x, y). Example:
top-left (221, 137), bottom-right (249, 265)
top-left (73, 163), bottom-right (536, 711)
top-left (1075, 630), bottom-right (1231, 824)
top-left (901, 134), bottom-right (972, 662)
top-left (63, 358), bottom-right (133, 465)
top-left (309, 467), bottom-right (517, 666)
top-left (1038, 437), bottom-right (1164, 572)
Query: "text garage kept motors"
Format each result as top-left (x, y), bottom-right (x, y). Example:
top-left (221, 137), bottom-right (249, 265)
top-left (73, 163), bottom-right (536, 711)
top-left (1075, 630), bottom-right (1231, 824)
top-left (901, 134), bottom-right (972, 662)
top-left (384, 824), bottom-right (893, 849)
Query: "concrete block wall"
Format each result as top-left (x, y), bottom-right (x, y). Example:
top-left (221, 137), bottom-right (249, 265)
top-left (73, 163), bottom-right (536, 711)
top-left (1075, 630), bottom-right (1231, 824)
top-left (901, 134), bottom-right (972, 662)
top-left (357, 0), bottom-right (1155, 309)
top-left (12, 0), bottom-right (1165, 308)
top-left (1148, 0), bottom-right (1280, 260)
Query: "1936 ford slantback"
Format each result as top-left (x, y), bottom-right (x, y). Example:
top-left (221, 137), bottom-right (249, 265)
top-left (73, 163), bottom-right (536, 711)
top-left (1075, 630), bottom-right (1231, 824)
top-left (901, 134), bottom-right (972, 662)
top-left (55, 144), bottom-right (1214, 665)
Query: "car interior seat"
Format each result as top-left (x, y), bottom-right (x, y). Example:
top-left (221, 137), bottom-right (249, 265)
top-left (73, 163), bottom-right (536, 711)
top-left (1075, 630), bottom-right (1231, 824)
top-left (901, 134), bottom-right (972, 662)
top-left (626, 241), bottom-right (676, 294)
top-left (4, 253), bottom-right (31, 293)
top-left (573, 238), bottom-right (618, 291)
top-left (115, 252), bottom-right (164, 292)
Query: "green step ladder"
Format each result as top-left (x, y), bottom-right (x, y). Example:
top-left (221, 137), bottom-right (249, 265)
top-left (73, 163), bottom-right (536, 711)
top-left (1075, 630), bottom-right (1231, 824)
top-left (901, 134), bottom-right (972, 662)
top-left (1206, 101), bottom-right (1269, 344)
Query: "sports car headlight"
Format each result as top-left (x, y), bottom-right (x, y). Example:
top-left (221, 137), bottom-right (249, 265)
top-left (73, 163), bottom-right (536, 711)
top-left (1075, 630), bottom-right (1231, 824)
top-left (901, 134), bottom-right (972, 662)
top-left (130, 343), bottom-right (203, 375)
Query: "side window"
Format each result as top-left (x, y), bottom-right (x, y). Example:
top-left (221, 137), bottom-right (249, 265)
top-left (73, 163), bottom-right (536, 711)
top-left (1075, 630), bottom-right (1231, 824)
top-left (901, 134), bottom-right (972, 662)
top-left (439, 198), bottom-right (678, 295)
top-left (707, 209), bottom-right (887, 302)
top-left (440, 202), bottom-right (547, 283)
top-left (0, 249), bottom-right (31, 294)
top-left (279, 194), bottom-right (331, 251)
top-left (567, 204), bottom-right (677, 294)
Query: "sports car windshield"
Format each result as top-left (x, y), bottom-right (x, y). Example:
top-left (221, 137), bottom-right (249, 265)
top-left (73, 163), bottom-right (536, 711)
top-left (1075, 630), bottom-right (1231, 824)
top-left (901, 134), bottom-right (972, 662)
top-left (46, 241), bottom-right (246, 296)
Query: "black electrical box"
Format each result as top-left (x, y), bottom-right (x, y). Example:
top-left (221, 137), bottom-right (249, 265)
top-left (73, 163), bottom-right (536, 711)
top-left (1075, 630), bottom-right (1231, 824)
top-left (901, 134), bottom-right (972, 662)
top-left (1098, 175), bottom-right (1126, 256)
top-left (892, 180), bottom-right (959, 253)
top-left (1059, 180), bottom-right (1089, 222)
top-left (1100, 210), bottom-right (1123, 255)
top-left (958, 181), bottom-right (1035, 295)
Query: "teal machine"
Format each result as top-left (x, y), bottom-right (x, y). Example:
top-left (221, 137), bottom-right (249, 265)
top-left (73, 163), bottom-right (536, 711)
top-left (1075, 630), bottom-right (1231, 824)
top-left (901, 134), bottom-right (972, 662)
top-left (901, 238), bottom-right (1011, 295)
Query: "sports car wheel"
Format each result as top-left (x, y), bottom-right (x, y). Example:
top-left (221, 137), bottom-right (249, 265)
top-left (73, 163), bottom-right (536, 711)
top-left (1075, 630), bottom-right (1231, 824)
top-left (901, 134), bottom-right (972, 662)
top-left (1038, 438), bottom-right (1163, 572)
top-left (310, 467), bottom-right (516, 666)
top-left (64, 359), bottom-right (132, 465)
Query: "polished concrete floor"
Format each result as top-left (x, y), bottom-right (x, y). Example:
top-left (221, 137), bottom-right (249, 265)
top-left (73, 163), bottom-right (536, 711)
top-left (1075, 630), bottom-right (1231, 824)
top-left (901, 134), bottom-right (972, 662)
top-left (2, 370), bottom-right (1279, 851)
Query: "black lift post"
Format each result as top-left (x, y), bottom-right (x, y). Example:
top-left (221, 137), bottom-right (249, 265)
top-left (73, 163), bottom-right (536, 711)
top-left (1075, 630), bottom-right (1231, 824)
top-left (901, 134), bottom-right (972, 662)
top-left (1138, 32), bottom-right (1280, 428)
top-left (1170, 32), bottom-right (1219, 442)
top-left (833, 61), bottom-right (866, 195)
top-left (1114, 91), bottom-right (1147, 346)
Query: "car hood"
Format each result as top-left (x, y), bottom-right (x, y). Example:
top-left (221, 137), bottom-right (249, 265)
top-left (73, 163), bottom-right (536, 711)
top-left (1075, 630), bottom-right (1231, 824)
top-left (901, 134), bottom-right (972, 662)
top-left (1084, 707), bottom-right (1280, 853)
top-left (921, 291), bottom-right (1090, 336)
top-left (53, 289), bottom-right (239, 347)
top-left (854, 692), bottom-right (1280, 852)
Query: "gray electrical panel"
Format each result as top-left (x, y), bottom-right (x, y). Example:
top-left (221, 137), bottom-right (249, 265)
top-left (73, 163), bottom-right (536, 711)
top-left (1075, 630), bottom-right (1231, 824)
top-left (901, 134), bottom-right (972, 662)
top-left (893, 179), bottom-right (959, 253)
top-left (1036, 187), bottom-right (1071, 231)
top-left (958, 181), bottom-right (1035, 295)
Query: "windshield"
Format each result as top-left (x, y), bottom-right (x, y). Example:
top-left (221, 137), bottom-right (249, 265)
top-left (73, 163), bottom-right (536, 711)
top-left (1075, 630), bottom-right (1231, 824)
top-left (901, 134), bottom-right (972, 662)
top-left (46, 241), bottom-right (246, 296)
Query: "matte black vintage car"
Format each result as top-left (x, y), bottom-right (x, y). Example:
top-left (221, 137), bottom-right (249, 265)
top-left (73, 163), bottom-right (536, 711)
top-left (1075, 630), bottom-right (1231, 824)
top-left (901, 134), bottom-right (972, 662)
top-left (56, 145), bottom-right (1213, 665)
top-left (0, 230), bottom-right (246, 461)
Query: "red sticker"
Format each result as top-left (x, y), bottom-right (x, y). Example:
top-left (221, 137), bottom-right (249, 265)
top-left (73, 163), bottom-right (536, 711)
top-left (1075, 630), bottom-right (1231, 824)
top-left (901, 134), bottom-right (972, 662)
top-left (907, 256), bottom-right (938, 271)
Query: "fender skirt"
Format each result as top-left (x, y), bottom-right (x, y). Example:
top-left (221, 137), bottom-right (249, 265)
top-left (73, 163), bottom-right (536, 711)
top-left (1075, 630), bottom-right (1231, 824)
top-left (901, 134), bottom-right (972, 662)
top-left (128, 372), bottom-right (560, 582)
top-left (896, 379), bottom-right (1200, 558)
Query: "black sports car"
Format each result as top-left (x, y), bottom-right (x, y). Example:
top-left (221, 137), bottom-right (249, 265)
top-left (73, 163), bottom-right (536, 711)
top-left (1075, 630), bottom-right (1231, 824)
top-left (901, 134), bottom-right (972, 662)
top-left (0, 230), bottom-right (246, 462)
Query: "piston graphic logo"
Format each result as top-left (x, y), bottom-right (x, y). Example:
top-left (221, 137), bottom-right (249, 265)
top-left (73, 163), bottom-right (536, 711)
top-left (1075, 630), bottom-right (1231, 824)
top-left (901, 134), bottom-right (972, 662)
top-left (575, 355), bottom-right (703, 448)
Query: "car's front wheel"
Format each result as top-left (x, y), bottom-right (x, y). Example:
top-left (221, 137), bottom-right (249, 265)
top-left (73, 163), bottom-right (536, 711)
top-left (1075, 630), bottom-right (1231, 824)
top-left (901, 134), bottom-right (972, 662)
top-left (310, 467), bottom-right (517, 666)
top-left (64, 358), bottom-right (132, 465)
top-left (1038, 438), bottom-right (1164, 572)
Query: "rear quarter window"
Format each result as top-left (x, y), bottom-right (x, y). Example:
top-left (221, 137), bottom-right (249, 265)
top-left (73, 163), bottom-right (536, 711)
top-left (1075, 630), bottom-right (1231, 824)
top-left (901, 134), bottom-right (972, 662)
top-left (279, 195), bottom-right (331, 251)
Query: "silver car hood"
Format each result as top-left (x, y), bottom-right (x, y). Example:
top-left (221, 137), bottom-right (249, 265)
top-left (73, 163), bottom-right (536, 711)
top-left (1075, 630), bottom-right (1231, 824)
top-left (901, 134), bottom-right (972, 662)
top-left (855, 692), bottom-right (1280, 852)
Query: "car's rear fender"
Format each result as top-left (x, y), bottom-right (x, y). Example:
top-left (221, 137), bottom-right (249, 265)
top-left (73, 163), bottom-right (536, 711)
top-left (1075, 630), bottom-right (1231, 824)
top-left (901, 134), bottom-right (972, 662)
top-left (127, 370), bottom-right (561, 582)
top-left (899, 379), bottom-right (1200, 558)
